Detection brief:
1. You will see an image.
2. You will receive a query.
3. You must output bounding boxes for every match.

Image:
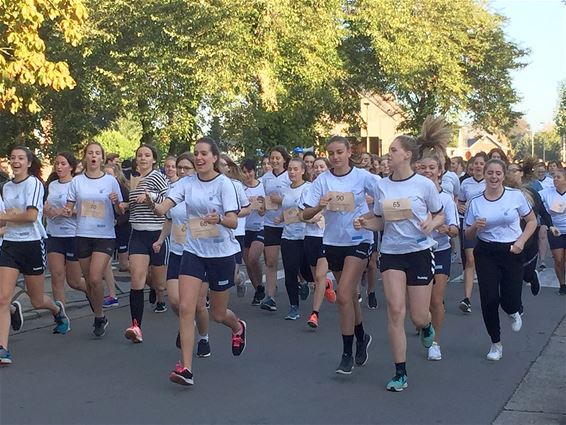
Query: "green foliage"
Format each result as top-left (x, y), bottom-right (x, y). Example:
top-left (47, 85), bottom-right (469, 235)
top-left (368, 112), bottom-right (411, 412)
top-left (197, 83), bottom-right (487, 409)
top-left (94, 116), bottom-right (142, 159)
top-left (555, 81), bottom-right (566, 137)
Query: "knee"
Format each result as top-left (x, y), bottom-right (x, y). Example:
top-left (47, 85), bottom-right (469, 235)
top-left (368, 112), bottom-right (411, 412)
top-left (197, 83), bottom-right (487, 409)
top-left (387, 304), bottom-right (406, 324)
top-left (336, 289), bottom-right (352, 307)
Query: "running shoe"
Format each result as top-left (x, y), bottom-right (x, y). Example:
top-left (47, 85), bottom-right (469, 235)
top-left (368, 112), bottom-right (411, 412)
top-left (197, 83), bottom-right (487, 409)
top-left (324, 278), bottom-right (336, 303)
top-left (176, 331), bottom-right (181, 349)
top-left (53, 301), bottom-right (71, 334)
top-left (367, 292), bottom-right (378, 310)
top-left (459, 298), bottom-right (472, 313)
top-left (508, 312), bottom-right (522, 332)
top-left (149, 288), bottom-right (156, 304)
top-left (335, 354), bottom-right (354, 375)
top-left (427, 342), bottom-right (442, 361)
top-left (10, 301), bottom-right (23, 331)
top-left (196, 339), bottom-right (211, 358)
top-left (284, 305), bottom-right (300, 320)
top-left (169, 362), bottom-right (194, 386)
top-left (486, 342), bottom-right (503, 361)
top-left (260, 297), bottom-right (277, 312)
top-left (125, 319), bottom-right (143, 343)
top-left (530, 271), bottom-right (541, 296)
top-left (93, 316), bottom-right (108, 337)
top-left (205, 295), bottom-right (210, 309)
top-left (357, 293), bottom-right (362, 303)
top-left (559, 285), bottom-right (566, 296)
top-left (386, 373), bottom-right (408, 392)
top-left (231, 320), bottom-right (246, 356)
top-left (539, 262), bottom-right (547, 271)
top-left (419, 323), bottom-right (435, 348)
top-left (355, 333), bottom-right (372, 366)
top-left (299, 283), bottom-right (310, 301)
top-left (252, 286), bottom-right (265, 306)
top-left (0, 346), bottom-right (12, 365)
top-left (103, 296), bottom-right (119, 308)
top-left (154, 302), bottom-right (168, 313)
top-left (307, 313), bottom-right (319, 328)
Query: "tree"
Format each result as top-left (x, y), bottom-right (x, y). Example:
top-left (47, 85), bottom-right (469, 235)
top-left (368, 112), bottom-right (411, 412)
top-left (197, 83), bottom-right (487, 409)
top-left (94, 115), bottom-right (142, 159)
top-left (555, 81), bottom-right (566, 138)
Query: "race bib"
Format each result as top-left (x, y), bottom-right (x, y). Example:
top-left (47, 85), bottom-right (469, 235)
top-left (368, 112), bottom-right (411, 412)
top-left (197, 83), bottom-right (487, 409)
top-left (382, 198), bottom-right (413, 221)
top-left (249, 196), bottom-right (264, 211)
top-left (80, 200), bottom-right (106, 219)
top-left (188, 217), bottom-right (220, 239)
top-left (265, 194), bottom-right (279, 210)
top-left (172, 222), bottom-right (187, 244)
top-left (550, 199), bottom-right (566, 214)
top-left (327, 191), bottom-right (355, 212)
top-left (313, 213), bottom-right (325, 229)
top-left (283, 208), bottom-right (301, 224)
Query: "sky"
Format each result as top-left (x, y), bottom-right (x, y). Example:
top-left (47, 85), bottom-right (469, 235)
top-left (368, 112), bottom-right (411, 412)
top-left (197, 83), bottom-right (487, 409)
top-left (489, 0), bottom-right (566, 131)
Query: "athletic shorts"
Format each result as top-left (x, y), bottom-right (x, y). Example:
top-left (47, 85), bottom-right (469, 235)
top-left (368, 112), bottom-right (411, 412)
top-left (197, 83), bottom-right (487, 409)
top-left (128, 229), bottom-right (169, 266)
top-left (115, 223), bottom-right (131, 253)
top-left (433, 248), bottom-right (451, 278)
top-left (45, 236), bottom-right (78, 262)
top-left (264, 226), bottom-right (283, 247)
top-left (322, 242), bottom-right (372, 272)
top-left (463, 236), bottom-right (478, 250)
top-left (548, 232), bottom-right (566, 250)
top-left (304, 236), bottom-right (324, 267)
top-left (235, 235), bottom-right (245, 264)
top-left (166, 252), bottom-right (182, 281)
top-left (244, 230), bottom-right (264, 248)
top-left (76, 237), bottom-right (115, 259)
top-left (0, 240), bottom-right (46, 275)
top-left (380, 248), bottom-right (435, 286)
top-left (179, 251), bottom-right (235, 292)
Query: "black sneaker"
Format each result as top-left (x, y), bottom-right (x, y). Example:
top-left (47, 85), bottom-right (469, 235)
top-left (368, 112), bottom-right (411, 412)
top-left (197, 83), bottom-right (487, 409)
top-left (154, 302), bottom-right (167, 313)
top-left (252, 286), bottom-right (265, 306)
top-left (559, 285), bottom-right (566, 296)
top-left (197, 339), bottom-right (211, 358)
top-left (299, 283), bottom-right (310, 301)
top-left (170, 363), bottom-right (194, 386)
top-left (530, 271), bottom-right (540, 296)
top-left (93, 317), bottom-right (108, 337)
top-left (336, 354), bottom-right (354, 375)
top-left (355, 333), bottom-right (372, 366)
top-left (176, 331), bottom-right (181, 349)
top-left (367, 292), bottom-right (378, 309)
top-left (149, 288), bottom-right (156, 304)
top-left (459, 298), bottom-right (472, 313)
top-left (10, 301), bottom-right (23, 331)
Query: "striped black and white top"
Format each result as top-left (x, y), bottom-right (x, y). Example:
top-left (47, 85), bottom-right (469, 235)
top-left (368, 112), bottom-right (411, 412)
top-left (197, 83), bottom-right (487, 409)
top-left (129, 170), bottom-right (168, 231)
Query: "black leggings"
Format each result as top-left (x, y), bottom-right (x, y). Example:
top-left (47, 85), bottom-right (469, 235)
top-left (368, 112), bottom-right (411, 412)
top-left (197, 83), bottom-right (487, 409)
top-left (474, 240), bottom-right (523, 343)
top-left (281, 239), bottom-right (304, 306)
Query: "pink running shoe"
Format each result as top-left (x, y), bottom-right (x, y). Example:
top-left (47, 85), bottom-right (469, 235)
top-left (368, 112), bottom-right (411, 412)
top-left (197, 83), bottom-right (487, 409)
top-left (124, 319), bottom-right (143, 343)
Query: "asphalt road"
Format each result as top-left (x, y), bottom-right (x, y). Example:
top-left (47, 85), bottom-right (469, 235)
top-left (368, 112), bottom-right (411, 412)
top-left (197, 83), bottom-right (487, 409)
top-left (1, 278), bottom-right (564, 425)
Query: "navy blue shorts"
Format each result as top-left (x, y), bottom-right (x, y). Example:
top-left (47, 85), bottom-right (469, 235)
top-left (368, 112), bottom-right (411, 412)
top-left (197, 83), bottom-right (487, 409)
top-left (304, 236), bottom-right (324, 267)
top-left (322, 242), bottom-right (372, 272)
top-left (166, 252), bottom-right (182, 281)
top-left (235, 235), bottom-right (245, 264)
top-left (244, 230), bottom-right (264, 248)
top-left (463, 236), bottom-right (477, 249)
top-left (548, 232), bottom-right (566, 250)
top-left (76, 237), bottom-right (115, 259)
top-left (179, 251), bottom-right (235, 292)
top-left (128, 229), bottom-right (169, 266)
top-left (380, 248), bottom-right (435, 286)
top-left (433, 248), bottom-right (451, 277)
top-left (264, 226), bottom-right (283, 247)
top-left (0, 240), bottom-right (45, 275)
top-left (45, 236), bottom-right (78, 262)
top-left (115, 223), bottom-right (131, 253)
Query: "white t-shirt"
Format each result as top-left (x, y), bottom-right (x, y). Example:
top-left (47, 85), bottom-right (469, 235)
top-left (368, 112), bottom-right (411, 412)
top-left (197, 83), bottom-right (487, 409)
top-left (282, 182), bottom-right (310, 240)
top-left (301, 185), bottom-right (324, 238)
top-left (538, 176), bottom-right (554, 191)
top-left (46, 180), bottom-right (77, 237)
top-left (0, 196), bottom-right (4, 246)
top-left (262, 170), bottom-right (291, 228)
top-left (441, 170), bottom-right (460, 198)
top-left (67, 173), bottom-right (123, 239)
top-left (458, 176), bottom-right (486, 218)
top-left (244, 181), bottom-right (265, 232)
top-left (3, 176), bottom-right (47, 242)
top-left (167, 173), bottom-right (241, 258)
top-left (539, 187), bottom-right (566, 233)
top-left (231, 179), bottom-right (250, 237)
top-left (432, 190), bottom-right (459, 252)
top-left (374, 173), bottom-right (443, 254)
top-left (166, 178), bottom-right (188, 256)
top-left (301, 167), bottom-right (375, 247)
top-left (464, 188), bottom-right (532, 243)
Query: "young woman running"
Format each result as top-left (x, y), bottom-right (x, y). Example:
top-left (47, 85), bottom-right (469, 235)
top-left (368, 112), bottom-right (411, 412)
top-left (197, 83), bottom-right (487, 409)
top-left (260, 146), bottom-right (292, 312)
top-left (458, 152), bottom-right (487, 313)
top-left (124, 144), bottom-right (169, 343)
top-left (302, 151), bottom-right (317, 182)
top-left (302, 136), bottom-right (374, 375)
top-left (465, 159), bottom-right (537, 360)
top-left (241, 159), bottom-right (266, 305)
top-left (538, 168), bottom-right (566, 295)
top-left (0, 147), bottom-right (71, 364)
top-left (164, 156), bottom-right (178, 184)
top-left (418, 155), bottom-right (459, 361)
top-left (304, 157), bottom-right (336, 329)
top-left (151, 137), bottom-right (247, 386)
top-left (45, 152), bottom-right (88, 305)
top-left (66, 142), bottom-right (123, 337)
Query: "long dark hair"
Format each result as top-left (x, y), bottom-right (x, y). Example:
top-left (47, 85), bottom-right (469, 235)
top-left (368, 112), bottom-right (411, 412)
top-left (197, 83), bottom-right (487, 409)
top-left (270, 145), bottom-right (291, 170)
top-left (195, 137), bottom-right (221, 173)
top-left (11, 146), bottom-right (42, 180)
top-left (46, 151), bottom-right (78, 189)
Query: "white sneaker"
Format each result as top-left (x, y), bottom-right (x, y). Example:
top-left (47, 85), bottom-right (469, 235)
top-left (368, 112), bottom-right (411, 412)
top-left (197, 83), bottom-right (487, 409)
top-left (508, 312), bottom-right (522, 332)
top-left (427, 342), bottom-right (442, 361)
top-left (486, 343), bottom-right (503, 361)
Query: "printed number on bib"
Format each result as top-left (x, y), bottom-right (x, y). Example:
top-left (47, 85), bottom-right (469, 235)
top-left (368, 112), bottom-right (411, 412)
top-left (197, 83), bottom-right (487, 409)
top-left (382, 198), bottom-right (413, 221)
top-left (188, 217), bottom-right (220, 239)
top-left (327, 191), bottom-right (355, 212)
top-left (81, 200), bottom-right (106, 218)
top-left (249, 196), bottom-right (264, 211)
top-left (283, 208), bottom-right (300, 224)
top-left (172, 223), bottom-right (187, 244)
top-left (550, 199), bottom-right (566, 214)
